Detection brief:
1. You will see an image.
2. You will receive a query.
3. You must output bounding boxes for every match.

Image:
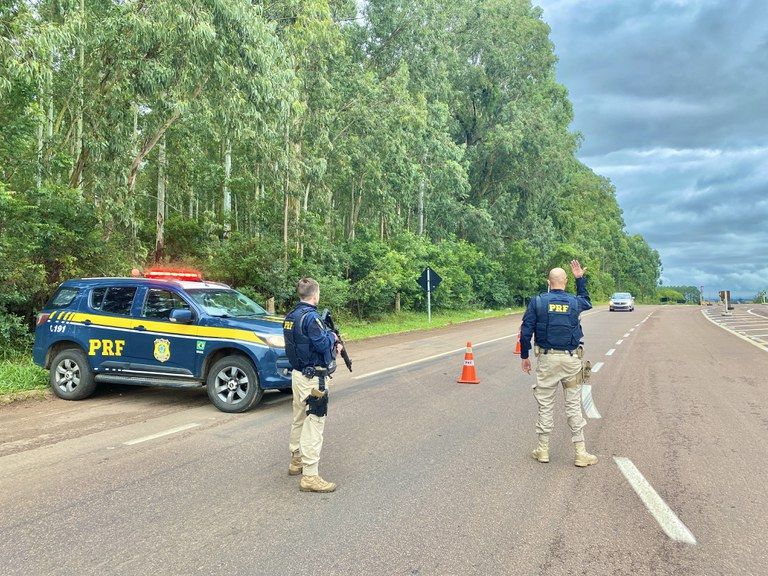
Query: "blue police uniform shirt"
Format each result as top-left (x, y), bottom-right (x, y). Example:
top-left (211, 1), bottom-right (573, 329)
top-left (283, 302), bottom-right (335, 370)
top-left (519, 277), bottom-right (592, 360)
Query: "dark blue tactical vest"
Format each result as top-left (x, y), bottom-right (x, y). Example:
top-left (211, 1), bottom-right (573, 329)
top-left (283, 304), bottom-right (316, 370)
top-left (534, 291), bottom-right (582, 350)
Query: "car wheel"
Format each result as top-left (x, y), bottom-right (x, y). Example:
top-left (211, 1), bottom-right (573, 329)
top-left (206, 355), bottom-right (263, 413)
top-left (50, 348), bottom-right (97, 400)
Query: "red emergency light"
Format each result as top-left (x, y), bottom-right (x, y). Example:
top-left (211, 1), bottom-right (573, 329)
top-left (144, 269), bottom-right (203, 282)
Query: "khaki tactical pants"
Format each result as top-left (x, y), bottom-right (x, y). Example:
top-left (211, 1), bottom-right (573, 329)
top-left (289, 370), bottom-right (327, 476)
top-left (533, 351), bottom-right (586, 443)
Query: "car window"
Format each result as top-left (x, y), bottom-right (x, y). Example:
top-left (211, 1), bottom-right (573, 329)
top-left (90, 287), bottom-right (108, 310)
top-left (185, 288), bottom-right (266, 318)
top-left (142, 289), bottom-right (191, 321)
top-left (46, 287), bottom-right (80, 309)
top-left (94, 286), bottom-right (138, 315)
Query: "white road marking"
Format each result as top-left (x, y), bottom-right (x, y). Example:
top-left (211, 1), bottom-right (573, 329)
top-left (630, 328), bottom-right (635, 332)
top-left (581, 384), bottom-right (601, 419)
top-left (739, 326), bottom-right (768, 331)
top-left (124, 423), bottom-right (200, 446)
top-left (352, 308), bottom-right (604, 380)
top-left (613, 457), bottom-right (697, 545)
top-left (700, 310), bottom-right (768, 353)
top-left (591, 362), bottom-right (604, 373)
top-left (616, 339), bottom-right (624, 345)
top-left (352, 334), bottom-right (516, 380)
top-left (623, 333), bottom-right (631, 337)
top-left (606, 348), bottom-right (616, 356)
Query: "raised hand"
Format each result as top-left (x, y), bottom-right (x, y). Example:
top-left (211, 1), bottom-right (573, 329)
top-left (570, 259), bottom-right (586, 279)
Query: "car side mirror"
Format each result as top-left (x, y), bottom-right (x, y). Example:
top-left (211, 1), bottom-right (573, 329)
top-left (169, 309), bottom-right (193, 324)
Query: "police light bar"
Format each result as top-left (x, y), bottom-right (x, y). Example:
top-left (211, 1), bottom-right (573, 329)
top-left (144, 269), bottom-right (202, 281)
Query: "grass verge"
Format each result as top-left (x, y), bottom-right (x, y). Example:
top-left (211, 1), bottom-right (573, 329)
top-left (342, 308), bottom-right (521, 341)
top-left (0, 355), bottom-right (48, 396)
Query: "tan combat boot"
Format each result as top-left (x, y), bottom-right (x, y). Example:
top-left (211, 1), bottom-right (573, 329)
top-left (300, 475), bottom-right (337, 493)
top-left (574, 441), bottom-right (598, 467)
top-left (288, 451), bottom-right (302, 476)
top-left (531, 435), bottom-right (550, 463)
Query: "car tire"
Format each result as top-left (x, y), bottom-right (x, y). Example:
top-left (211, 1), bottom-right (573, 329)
top-left (49, 347), bottom-right (97, 400)
top-left (206, 355), bottom-right (263, 413)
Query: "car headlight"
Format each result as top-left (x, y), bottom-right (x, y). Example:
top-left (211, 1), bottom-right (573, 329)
top-left (262, 334), bottom-right (285, 348)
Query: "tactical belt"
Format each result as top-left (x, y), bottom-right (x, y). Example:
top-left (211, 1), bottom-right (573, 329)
top-left (541, 348), bottom-right (575, 356)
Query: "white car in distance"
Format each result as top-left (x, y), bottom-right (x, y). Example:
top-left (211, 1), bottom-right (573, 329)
top-left (609, 292), bottom-right (635, 312)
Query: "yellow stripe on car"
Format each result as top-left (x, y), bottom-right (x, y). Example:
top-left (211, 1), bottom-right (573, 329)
top-left (67, 312), bottom-right (266, 345)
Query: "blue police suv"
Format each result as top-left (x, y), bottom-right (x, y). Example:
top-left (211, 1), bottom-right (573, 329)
top-left (33, 270), bottom-right (292, 412)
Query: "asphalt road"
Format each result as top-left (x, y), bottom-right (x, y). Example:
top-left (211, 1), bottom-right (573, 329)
top-left (2, 304), bottom-right (768, 575)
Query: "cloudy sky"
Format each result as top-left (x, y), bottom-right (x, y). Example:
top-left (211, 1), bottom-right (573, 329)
top-left (536, 0), bottom-right (768, 298)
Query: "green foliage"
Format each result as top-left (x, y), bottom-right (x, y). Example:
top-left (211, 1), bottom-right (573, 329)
top-left (664, 285), bottom-right (702, 304)
top-left (0, 0), bottom-right (663, 350)
top-left (0, 355), bottom-right (48, 394)
top-left (656, 288), bottom-right (686, 304)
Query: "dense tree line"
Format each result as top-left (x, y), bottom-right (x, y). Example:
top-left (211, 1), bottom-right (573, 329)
top-left (0, 0), bottom-right (661, 348)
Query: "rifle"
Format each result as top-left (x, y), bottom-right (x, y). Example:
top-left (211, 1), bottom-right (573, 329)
top-left (320, 309), bottom-right (352, 372)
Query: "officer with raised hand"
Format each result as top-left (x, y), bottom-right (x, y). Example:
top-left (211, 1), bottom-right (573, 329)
top-left (283, 277), bottom-right (343, 493)
top-left (520, 260), bottom-right (598, 467)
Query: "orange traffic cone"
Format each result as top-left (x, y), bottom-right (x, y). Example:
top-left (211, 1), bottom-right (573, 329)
top-left (457, 341), bottom-right (481, 384)
top-left (514, 332), bottom-right (521, 355)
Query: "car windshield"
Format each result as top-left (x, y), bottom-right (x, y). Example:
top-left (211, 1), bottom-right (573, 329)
top-left (612, 293), bottom-right (632, 299)
top-left (186, 288), bottom-right (267, 318)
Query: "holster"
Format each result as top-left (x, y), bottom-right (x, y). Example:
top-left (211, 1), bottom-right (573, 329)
top-left (306, 388), bottom-right (329, 417)
top-left (301, 366), bottom-right (316, 378)
top-left (582, 360), bottom-right (592, 382)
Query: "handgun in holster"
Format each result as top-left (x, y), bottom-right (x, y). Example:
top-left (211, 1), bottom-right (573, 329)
top-left (576, 346), bottom-right (591, 382)
top-left (306, 366), bottom-right (329, 417)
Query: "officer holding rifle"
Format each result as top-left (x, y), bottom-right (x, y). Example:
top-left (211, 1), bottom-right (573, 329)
top-left (283, 277), bottom-right (346, 493)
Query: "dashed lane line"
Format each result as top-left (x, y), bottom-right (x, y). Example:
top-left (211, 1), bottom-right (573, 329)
top-left (623, 333), bottom-right (631, 337)
top-left (606, 348), bottom-right (616, 356)
top-left (591, 362), bottom-right (604, 373)
top-left (616, 339), bottom-right (624, 345)
top-left (614, 457), bottom-right (697, 545)
top-left (123, 423), bottom-right (200, 446)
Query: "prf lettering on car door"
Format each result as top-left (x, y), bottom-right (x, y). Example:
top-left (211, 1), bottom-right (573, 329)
top-left (88, 339), bottom-right (125, 356)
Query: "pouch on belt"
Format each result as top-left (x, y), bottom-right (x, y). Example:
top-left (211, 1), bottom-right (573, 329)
top-left (306, 387), bottom-right (329, 417)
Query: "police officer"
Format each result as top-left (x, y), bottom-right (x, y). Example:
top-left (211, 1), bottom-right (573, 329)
top-left (283, 277), bottom-right (343, 493)
top-left (519, 260), bottom-right (598, 467)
